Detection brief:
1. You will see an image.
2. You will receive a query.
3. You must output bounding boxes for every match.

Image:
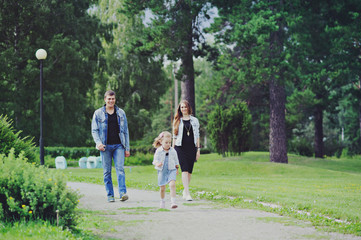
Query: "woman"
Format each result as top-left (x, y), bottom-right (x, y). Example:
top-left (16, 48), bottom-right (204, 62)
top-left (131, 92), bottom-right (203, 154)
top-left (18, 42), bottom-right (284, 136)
top-left (172, 100), bottom-right (200, 201)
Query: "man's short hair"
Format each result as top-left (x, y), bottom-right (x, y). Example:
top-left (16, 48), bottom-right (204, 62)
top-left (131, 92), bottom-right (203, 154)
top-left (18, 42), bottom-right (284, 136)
top-left (104, 90), bottom-right (116, 98)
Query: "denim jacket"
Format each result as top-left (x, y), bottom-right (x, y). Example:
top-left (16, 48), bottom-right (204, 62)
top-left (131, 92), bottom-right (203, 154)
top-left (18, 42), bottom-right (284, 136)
top-left (173, 116), bottom-right (200, 147)
top-left (91, 105), bottom-right (130, 152)
top-left (153, 147), bottom-right (179, 171)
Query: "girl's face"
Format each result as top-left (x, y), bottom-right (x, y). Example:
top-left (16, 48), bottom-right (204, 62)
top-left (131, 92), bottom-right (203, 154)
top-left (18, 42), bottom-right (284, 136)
top-left (162, 137), bottom-right (172, 150)
top-left (180, 103), bottom-right (189, 115)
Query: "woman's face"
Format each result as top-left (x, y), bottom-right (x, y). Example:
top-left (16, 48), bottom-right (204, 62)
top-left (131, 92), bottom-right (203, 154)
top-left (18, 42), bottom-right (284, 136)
top-left (180, 103), bottom-right (189, 115)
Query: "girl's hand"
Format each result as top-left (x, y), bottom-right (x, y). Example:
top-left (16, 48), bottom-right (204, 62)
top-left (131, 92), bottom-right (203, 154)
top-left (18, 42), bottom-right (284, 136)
top-left (156, 162), bottom-right (163, 167)
top-left (196, 149), bottom-right (200, 161)
top-left (176, 168), bottom-right (179, 175)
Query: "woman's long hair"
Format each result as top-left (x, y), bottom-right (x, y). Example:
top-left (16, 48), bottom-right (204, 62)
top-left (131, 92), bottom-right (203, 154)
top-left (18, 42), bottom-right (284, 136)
top-left (173, 100), bottom-right (193, 136)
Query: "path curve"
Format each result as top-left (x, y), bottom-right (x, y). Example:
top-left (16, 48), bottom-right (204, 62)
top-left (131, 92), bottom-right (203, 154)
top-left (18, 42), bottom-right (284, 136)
top-left (68, 182), bottom-right (360, 240)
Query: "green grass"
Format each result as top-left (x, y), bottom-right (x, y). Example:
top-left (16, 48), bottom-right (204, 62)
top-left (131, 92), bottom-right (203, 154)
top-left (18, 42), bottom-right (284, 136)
top-left (3, 152), bottom-right (360, 238)
top-left (65, 152), bottom-right (361, 236)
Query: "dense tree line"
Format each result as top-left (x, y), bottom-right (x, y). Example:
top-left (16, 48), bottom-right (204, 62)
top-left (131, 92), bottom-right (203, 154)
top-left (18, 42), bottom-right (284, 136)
top-left (202, 0), bottom-right (361, 158)
top-left (0, 0), bottom-right (107, 146)
top-left (1, 0), bottom-right (360, 158)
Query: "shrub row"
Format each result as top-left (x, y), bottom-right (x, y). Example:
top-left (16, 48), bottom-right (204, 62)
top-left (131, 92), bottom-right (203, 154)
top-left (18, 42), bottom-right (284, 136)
top-left (45, 145), bottom-right (210, 165)
top-left (45, 147), bottom-right (99, 159)
top-left (45, 145), bottom-right (156, 160)
top-left (0, 149), bottom-right (80, 228)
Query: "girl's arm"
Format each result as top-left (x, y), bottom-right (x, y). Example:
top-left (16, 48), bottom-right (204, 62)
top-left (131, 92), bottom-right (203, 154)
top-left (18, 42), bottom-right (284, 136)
top-left (152, 150), bottom-right (159, 166)
top-left (152, 149), bottom-right (163, 167)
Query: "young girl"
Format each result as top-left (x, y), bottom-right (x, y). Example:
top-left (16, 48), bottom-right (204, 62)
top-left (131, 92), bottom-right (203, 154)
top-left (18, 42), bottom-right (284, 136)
top-left (153, 131), bottom-right (179, 209)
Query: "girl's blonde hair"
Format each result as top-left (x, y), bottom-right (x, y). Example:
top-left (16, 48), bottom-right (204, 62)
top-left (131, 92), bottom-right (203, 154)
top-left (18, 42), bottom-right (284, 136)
top-left (153, 131), bottom-right (172, 148)
top-left (173, 100), bottom-right (193, 136)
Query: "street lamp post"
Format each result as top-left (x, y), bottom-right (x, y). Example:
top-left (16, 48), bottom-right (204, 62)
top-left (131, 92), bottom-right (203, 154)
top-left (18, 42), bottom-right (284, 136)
top-left (36, 49), bottom-right (47, 165)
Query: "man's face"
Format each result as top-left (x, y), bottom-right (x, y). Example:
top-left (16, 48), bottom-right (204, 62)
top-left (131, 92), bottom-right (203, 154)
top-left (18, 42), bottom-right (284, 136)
top-left (104, 95), bottom-right (116, 107)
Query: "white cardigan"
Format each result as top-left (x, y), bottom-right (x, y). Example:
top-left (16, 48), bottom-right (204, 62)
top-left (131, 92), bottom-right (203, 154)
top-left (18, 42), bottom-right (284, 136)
top-left (152, 146), bottom-right (179, 171)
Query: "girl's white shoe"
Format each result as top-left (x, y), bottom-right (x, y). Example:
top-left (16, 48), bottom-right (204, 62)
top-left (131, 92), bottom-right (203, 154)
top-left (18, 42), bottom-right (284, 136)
top-left (186, 195), bottom-right (193, 201)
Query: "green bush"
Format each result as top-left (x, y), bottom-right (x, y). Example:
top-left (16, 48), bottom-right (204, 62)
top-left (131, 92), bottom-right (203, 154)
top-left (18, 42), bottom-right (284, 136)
top-left (289, 137), bottom-right (313, 157)
top-left (208, 103), bottom-right (252, 156)
top-left (0, 115), bottom-right (37, 163)
top-left (0, 149), bottom-right (80, 228)
top-left (125, 153), bottom-right (153, 166)
top-left (45, 145), bottom-right (155, 160)
top-left (200, 148), bottom-right (211, 154)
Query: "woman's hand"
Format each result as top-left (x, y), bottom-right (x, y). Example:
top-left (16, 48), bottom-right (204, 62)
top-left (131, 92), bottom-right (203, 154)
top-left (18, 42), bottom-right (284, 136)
top-left (196, 149), bottom-right (200, 161)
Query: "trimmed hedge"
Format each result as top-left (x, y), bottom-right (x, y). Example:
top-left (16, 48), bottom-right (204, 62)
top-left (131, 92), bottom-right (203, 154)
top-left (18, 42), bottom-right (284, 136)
top-left (45, 145), bottom-right (155, 160)
top-left (0, 149), bottom-right (80, 228)
top-left (45, 147), bottom-right (99, 159)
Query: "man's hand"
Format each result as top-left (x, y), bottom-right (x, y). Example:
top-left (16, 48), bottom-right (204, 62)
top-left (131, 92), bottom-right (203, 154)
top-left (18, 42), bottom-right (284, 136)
top-left (97, 144), bottom-right (106, 151)
top-left (125, 151), bottom-right (130, 157)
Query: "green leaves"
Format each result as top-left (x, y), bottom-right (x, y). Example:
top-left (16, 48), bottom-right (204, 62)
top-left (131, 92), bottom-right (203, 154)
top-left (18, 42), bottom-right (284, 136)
top-left (0, 149), bottom-right (80, 228)
top-left (208, 102), bottom-right (252, 156)
top-left (0, 115), bottom-right (36, 163)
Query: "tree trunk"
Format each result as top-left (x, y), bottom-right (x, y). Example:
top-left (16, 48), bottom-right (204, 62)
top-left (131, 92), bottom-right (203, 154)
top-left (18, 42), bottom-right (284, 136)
top-left (269, 77), bottom-right (288, 163)
top-left (359, 101), bottom-right (361, 141)
top-left (268, 0), bottom-right (288, 164)
top-left (359, 80), bottom-right (361, 140)
top-left (314, 103), bottom-right (324, 158)
top-left (180, 46), bottom-right (195, 115)
top-left (180, 5), bottom-right (196, 116)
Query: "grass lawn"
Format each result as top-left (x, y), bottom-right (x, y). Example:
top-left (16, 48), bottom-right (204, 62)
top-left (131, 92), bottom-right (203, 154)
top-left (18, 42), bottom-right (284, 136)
top-left (64, 152), bottom-right (361, 236)
top-left (3, 152), bottom-right (360, 239)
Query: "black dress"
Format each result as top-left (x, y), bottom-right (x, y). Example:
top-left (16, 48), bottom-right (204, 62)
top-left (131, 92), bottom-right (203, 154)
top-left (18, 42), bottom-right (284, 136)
top-left (175, 120), bottom-right (197, 174)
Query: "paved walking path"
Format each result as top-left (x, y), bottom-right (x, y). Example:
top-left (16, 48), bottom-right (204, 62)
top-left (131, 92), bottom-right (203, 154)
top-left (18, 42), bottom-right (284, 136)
top-left (68, 182), bottom-right (360, 240)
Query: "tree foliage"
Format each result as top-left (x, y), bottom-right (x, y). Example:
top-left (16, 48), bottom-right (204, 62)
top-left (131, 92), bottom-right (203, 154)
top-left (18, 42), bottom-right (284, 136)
top-left (89, 0), bottom-right (170, 140)
top-left (208, 0), bottom-right (289, 162)
top-left (0, 0), bottom-right (107, 146)
top-left (121, 0), bottom-right (215, 115)
top-left (208, 103), bottom-right (252, 156)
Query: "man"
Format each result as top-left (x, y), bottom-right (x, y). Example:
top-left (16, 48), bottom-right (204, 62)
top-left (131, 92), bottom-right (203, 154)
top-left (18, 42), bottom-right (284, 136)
top-left (91, 90), bottom-right (130, 202)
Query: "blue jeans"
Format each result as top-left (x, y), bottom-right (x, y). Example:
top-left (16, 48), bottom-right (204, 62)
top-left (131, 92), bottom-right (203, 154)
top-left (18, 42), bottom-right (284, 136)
top-left (100, 144), bottom-right (126, 197)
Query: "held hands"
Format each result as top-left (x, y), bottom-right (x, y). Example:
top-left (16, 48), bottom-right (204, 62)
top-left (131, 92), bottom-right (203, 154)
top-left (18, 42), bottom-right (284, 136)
top-left (125, 151), bottom-right (130, 157)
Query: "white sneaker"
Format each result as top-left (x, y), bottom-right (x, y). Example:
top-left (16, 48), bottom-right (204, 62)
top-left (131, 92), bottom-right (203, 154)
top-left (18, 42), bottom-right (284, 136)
top-left (160, 200), bottom-right (165, 209)
top-left (186, 195), bottom-right (193, 201)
